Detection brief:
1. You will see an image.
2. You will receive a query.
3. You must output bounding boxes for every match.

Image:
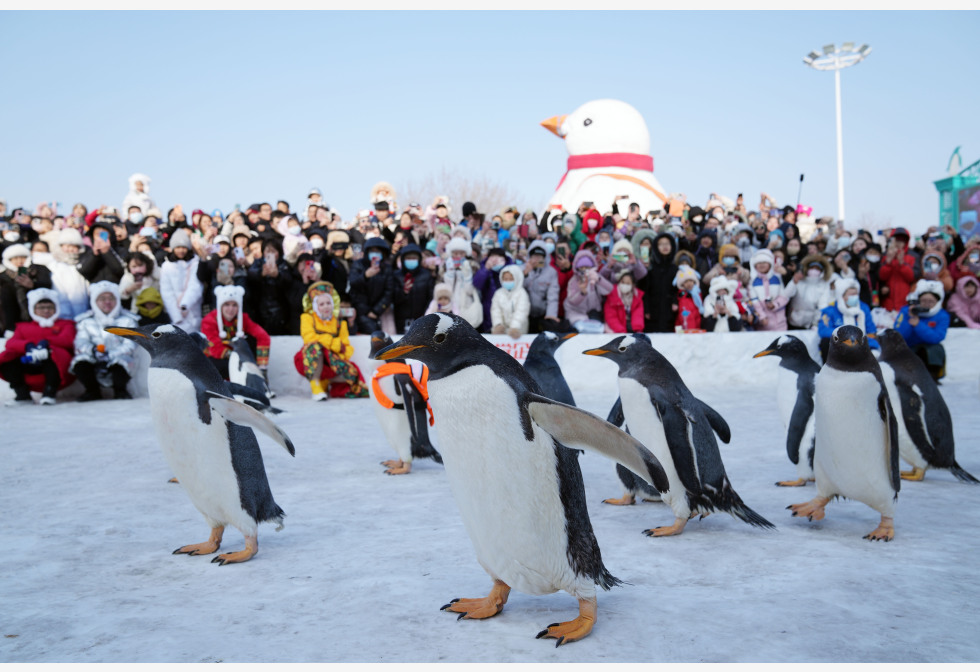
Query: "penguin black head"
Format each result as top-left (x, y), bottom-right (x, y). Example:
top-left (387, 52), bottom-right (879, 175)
top-left (583, 333), bottom-right (664, 376)
top-left (105, 323), bottom-right (194, 360)
top-left (827, 325), bottom-right (873, 369)
top-left (372, 313), bottom-right (489, 377)
top-left (368, 331), bottom-right (394, 358)
top-left (527, 331), bottom-right (576, 360)
top-left (877, 329), bottom-right (911, 360)
top-left (753, 335), bottom-right (816, 371)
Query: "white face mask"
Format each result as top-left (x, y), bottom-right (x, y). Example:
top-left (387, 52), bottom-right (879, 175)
top-left (3, 231), bottom-right (20, 242)
top-left (310, 238), bottom-right (324, 250)
top-left (619, 281), bottom-right (633, 294)
top-left (288, 225), bottom-right (302, 236)
top-left (129, 212), bottom-right (143, 224)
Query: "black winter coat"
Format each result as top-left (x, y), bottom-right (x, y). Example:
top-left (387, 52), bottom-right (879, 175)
top-left (393, 266), bottom-right (435, 328)
top-left (348, 259), bottom-right (395, 323)
top-left (246, 258), bottom-right (295, 335)
top-left (0, 264), bottom-right (54, 333)
top-left (638, 233), bottom-right (678, 333)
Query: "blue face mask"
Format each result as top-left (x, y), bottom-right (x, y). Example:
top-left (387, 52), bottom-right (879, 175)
top-left (491, 263), bottom-right (504, 272)
top-left (543, 242), bottom-right (555, 254)
top-left (723, 256), bottom-right (737, 266)
top-left (368, 252), bottom-right (382, 263)
top-left (599, 240), bottom-right (611, 249)
top-left (404, 259), bottom-right (419, 271)
top-left (838, 236), bottom-right (852, 248)
top-left (501, 280), bottom-right (516, 291)
top-left (845, 294), bottom-right (859, 307)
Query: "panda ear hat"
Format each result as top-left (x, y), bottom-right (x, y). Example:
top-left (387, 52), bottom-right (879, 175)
top-left (214, 285), bottom-right (245, 339)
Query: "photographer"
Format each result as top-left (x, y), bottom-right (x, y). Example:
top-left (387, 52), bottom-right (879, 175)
top-left (893, 280), bottom-right (950, 382)
top-left (878, 228), bottom-right (917, 313)
top-left (818, 278), bottom-right (879, 361)
top-left (79, 220), bottom-right (126, 284)
top-left (564, 249), bottom-right (613, 333)
top-left (1, 244), bottom-right (53, 335)
top-left (348, 237), bottom-right (395, 334)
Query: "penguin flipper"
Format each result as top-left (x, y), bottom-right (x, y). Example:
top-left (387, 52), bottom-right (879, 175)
top-left (227, 382), bottom-right (283, 414)
top-left (206, 391), bottom-right (296, 457)
top-left (878, 389), bottom-right (901, 495)
top-left (605, 397), bottom-right (625, 428)
top-left (527, 394), bottom-right (669, 493)
top-left (786, 394), bottom-right (815, 466)
top-left (696, 399), bottom-right (731, 444)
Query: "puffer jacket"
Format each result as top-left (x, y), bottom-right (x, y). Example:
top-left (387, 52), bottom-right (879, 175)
top-left (635, 230), bottom-right (677, 333)
top-left (160, 255), bottom-right (204, 333)
top-left (523, 240), bottom-right (560, 319)
top-left (490, 264), bottom-right (530, 334)
top-left (784, 254), bottom-right (832, 329)
top-left (441, 255), bottom-right (483, 328)
top-left (564, 249), bottom-right (614, 324)
top-left (70, 291), bottom-right (140, 375)
top-left (946, 275), bottom-right (980, 328)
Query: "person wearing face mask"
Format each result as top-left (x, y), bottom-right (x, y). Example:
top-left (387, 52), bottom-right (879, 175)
top-left (918, 252), bottom-right (954, 294)
top-left (556, 212), bottom-right (587, 253)
top-left (70, 281), bottom-right (140, 401)
top-left (124, 205), bottom-right (145, 236)
top-left (947, 275), bottom-right (980, 328)
top-left (522, 241), bottom-right (563, 333)
top-left (855, 245), bottom-right (884, 308)
top-left (393, 244), bottom-right (434, 333)
top-left (121, 173), bottom-right (156, 217)
top-left (949, 239), bottom-right (980, 281)
top-left (893, 280), bottom-right (949, 382)
top-left (473, 247), bottom-right (512, 333)
top-left (879, 228), bottom-right (918, 313)
top-left (701, 276), bottom-right (744, 333)
top-left (817, 278), bottom-right (879, 361)
top-left (603, 268), bottom-right (644, 333)
top-left (1, 244), bottom-right (54, 335)
top-left (784, 255), bottom-right (832, 330)
top-left (633, 231), bottom-right (677, 333)
top-left (490, 264), bottom-right (530, 339)
top-left (441, 237), bottom-right (483, 329)
top-left (702, 242), bottom-right (750, 293)
top-left (565, 249), bottom-right (613, 333)
top-left (349, 237), bottom-right (395, 335)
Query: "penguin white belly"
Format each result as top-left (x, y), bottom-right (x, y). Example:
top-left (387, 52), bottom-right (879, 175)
top-left (797, 414), bottom-right (816, 480)
top-left (428, 366), bottom-right (582, 597)
top-left (370, 374), bottom-right (413, 463)
top-left (147, 368), bottom-right (256, 535)
top-left (879, 365), bottom-right (926, 470)
top-left (813, 368), bottom-right (896, 517)
top-left (617, 377), bottom-right (689, 518)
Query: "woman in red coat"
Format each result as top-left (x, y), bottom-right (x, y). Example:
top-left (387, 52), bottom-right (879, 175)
top-left (0, 288), bottom-right (76, 405)
top-left (604, 269), bottom-right (646, 333)
top-left (200, 284), bottom-right (271, 380)
top-left (878, 228), bottom-right (917, 313)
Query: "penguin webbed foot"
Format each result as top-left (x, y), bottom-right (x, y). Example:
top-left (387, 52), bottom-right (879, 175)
top-left (534, 596), bottom-right (596, 647)
top-left (380, 459), bottom-right (403, 468)
top-left (899, 467), bottom-right (926, 481)
top-left (440, 581), bottom-right (510, 620)
top-left (173, 526), bottom-right (224, 556)
top-left (775, 478), bottom-right (808, 487)
top-left (383, 460), bottom-right (412, 475)
top-left (787, 497), bottom-right (829, 522)
top-left (210, 535), bottom-right (257, 565)
top-left (642, 517), bottom-right (688, 537)
top-left (602, 494), bottom-right (635, 506)
top-left (863, 516), bottom-right (895, 542)
top-left (167, 477), bottom-right (179, 484)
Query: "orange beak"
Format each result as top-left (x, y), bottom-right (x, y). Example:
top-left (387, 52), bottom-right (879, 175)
top-left (583, 348), bottom-right (609, 356)
top-left (561, 333), bottom-right (577, 341)
top-left (540, 115), bottom-right (567, 138)
top-left (374, 344), bottom-right (426, 361)
top-left (842, 338), bottom-right (857, 347)
top-left (105, 327), bottom-right (147, 339)
top-left (753, 350), bottom-right (774, 358)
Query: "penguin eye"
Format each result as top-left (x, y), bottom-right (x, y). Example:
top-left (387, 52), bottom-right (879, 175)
top-left (833, 334), bottom-right (839, 343)
top-left (583, 118), bottom-right (592, 127)
top-left (434, 333), bottom-right (446, 344)
top-left (152, 331), bottom-right (161, 339)
top-left (618, 345), bottom-right (627, 352)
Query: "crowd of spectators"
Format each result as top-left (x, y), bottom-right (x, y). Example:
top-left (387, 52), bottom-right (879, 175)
top-left (2, 174), bottom-right (978, 403)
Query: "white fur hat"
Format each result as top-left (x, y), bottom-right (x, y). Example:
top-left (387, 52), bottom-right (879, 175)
top-left (2, 244), bottom-right (30, 272)
top-left (708, 274), bottom-right (738, 296)
top-left (58, 228), bottom-right (84, 247)
top-left (88, 280), bottom-right (122, 323)
top-left (27, 287), bottom-right (61, 328)
top-left (214, 285), bottom-right (245, 339)
top-left (445, 237), bottom-right (472, 257)
top-left (911, 279), bottom-right (945, 316)
top-left (750, 248), bottom-right (775, 269)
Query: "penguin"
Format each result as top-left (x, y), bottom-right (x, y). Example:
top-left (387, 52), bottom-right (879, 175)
top-left (522, 331), bottom-right (577, 406)
top-left (229, 336), bottom-right (274, 400)
top-left (753, 335), bottom-right (821, 487)
top-left (585, 333), bottom-right (774, 536)
top-left (877, 329), bottom-right (978, 484)
top-left (368, 331), bottom-right (442, 475)
top-left (789, 325), bottom-right (900, 541)
top-left (189, 331), bottom-right (281, 415)
top-left (540, 99), bottom-right (668, 214)
top-left (373, 313), bottom-right (668, 646)
top-left (601, 397), bottom-right (662, 506)
top-left (106, 323), bottom-right (295, 564)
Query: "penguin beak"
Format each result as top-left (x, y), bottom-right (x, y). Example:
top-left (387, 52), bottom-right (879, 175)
top-left (561, 333), bottom-right (577, 341)
top-left (842, 338), bottom-right (857, 347)
top-left (105, 327), bottom-right (148, 340)
top-left (541, 115), bottom-right (567, 138)
top-left (753, 349), bottom-right (774, 358)
top-left (374, 343), bottom-right (426, 361)
top-left (583, 348), bottom-right (609, 357)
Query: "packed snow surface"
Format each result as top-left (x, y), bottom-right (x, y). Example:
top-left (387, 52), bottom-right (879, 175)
top-left (2, 332), bottom-right (979, 663)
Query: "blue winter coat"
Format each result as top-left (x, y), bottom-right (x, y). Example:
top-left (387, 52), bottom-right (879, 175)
top-left (818, 301), bottom-right (880, 349)
top-left (894, 305), bottom-right (949, 347)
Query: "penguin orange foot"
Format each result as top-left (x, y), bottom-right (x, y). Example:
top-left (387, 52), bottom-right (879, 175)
top-left (211, 535), bottom-right (258, 565)
top-left (535, 597), bottom-right (597, 647)
top-left (167, 477), bottom-right (179, 484)
top-left (776, 478), bottom-right (808, 487)
top-left (788, 496), bottom-right (830, 521)
top-left (863, 516), bottom-right (895, 542)
top-left (441, 580), bottom-right (510, 620)
top-left (385, 462), bottom-right (412, 475)
top-left (173, 526), bottom-right (224, 556)
top-left (602, 494), bottom-right (635, 506)
top-left (643, 517), bottom-right (688, 537)
top-left (381, 459), bottom-right (403, 468)
top-left (900, 467), bottom-right (926, 481)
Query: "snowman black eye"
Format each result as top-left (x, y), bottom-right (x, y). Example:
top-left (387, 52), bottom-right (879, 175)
top-left (583, 118), bottom-right (592, 127)
top-left (434, 333), bottom-right (446, 344)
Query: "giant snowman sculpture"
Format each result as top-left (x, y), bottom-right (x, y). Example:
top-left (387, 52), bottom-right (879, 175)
top-left (541, 99), bottom-right (668, 215)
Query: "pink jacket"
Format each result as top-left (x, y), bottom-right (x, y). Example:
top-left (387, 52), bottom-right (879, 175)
top-left (947, 275), bottom-right (980, 328)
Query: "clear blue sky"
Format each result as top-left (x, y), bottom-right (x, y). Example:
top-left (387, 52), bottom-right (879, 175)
top-left (2, 10), bottom-right (978, 234)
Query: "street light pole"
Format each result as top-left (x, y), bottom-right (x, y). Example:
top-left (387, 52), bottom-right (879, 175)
top-left (804, 43), bottom-right (871, 227)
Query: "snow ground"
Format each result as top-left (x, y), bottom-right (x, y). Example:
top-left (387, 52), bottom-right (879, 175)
top-left (1, 344), bottom-right (979, 662)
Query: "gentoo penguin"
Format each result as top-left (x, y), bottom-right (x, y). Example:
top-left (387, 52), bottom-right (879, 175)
top-left (373, 313), bottom-right (668, 646)
top-left (189, 331), bottom-right (281, 415)
top-left (586, 334), bottom-right (774, 536)
top-left (106, 323), bottom-right (295, 564)
top-left (877, 329), bottom-right (978, 484)
top-left (229, 337), bottom-right (274, 400)
top-left (789, 325), bottom-right (900, 541)
top-left (540, 99), bottom-right (667, 214)
top-left (522, 331), bottom-right (577, 407)
top-left (368, 331), bottom-right (442, 475)
top-left (601, 397), bottom-right (662, 506)
top-left (753, 335), bottom-right (821, 487)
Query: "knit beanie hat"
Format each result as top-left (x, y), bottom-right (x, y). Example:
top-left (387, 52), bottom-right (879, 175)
top-left (170, 228), bottom-right (192, 250)
top-left (675, 266), bottom-right (698, 287)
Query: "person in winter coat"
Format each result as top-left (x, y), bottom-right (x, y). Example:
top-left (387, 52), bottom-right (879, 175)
top-left (322, 229), bottom-right (353, 303)
top-left (425, 282), bottom-right (454, 315)
top-left (564, 249), bottom-right (613, 333)
top-left (783, 254), bottom-right (832, 329)
top-left (701, 276), bottom-right (743, 332)
top-left (748, 248), bottom-right (789, 331)
top-left (392, 243), bottom-right (435, 332)
top-left (348, 237), bottom-right (396, 335)
top-left (674, 266), bottom-right (703, 331)
top-left (604, 268), bottom-right (645, 333)
top-left (523, 240), bottom-right (562, 333)
top-left (693, 230), bottom-right (719, 279)
top-left (731, 222), bottom-right (758, 267)
top-left (49, 228), bottom-right (91, 320)
top-left (817, 278), bottom-right (879, 361)
top-left (121, 173), bottom-right (156, 215)
top-left (894, 280), bottom-right (950, 382)
top-left (294, 281), bottom-right (367, 399)
top-left (1, 244), bottom-right (54, 335)
top-left (441, 237), bottom-right (484, 328)
top-left (490, 264), bottom-right (531, 339)
top-left (245, 237), bottom-right (294, 336)
top-left (879, 228), bottom-right (917, 313)
top-left (200, 285), bottom-right (271, 380)
top-left (473, 247), bottom-right (511, 332)
top-left (701, 243), bottom-right (751, 295)
top-left (160, 228), bottom-right (205, 333)
top-left (0, 288), bottom-right (76, 405)
top-left (118, 252), bottom-right (161, 311)
top-left (79, 220), bottom-right (126, 285)
top-left (918, 251), bottom-right (954, 295)
top-left (947, 275), bottom-right (980, 328)
top-left (948, 239), bottom-right (980, 282)
top-left (133, 286), bottom-right (171, 326)
top-left (69, 281), bottom-right (140, 401)
top-left (634, 231), bottom-right (677, 333)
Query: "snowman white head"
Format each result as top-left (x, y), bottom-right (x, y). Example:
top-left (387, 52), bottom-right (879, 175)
top-left (541, 99), bottom-right (651, 157)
